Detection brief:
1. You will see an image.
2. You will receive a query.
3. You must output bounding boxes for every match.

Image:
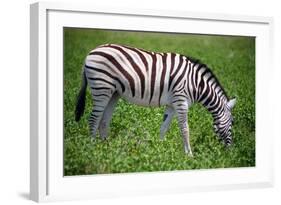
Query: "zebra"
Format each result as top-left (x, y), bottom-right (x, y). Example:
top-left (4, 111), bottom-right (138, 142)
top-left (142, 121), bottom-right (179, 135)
top-left (75, 43), bottom-right (236, 156)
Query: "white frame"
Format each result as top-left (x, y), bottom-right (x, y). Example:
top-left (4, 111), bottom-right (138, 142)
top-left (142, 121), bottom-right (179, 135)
top-left (30, 2), bottom-right (274, 202)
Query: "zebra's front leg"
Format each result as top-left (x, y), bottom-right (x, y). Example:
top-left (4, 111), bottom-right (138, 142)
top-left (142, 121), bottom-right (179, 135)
top-left (160, 106), bottom-right (175, 140)
top-left (173, 102), bottom-right (193, 156)
top-left (98, 93), bottom-right (120, 140)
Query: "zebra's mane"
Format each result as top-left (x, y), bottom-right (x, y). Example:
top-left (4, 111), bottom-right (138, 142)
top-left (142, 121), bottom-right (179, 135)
top-left (185, 55), bottom-right (230, 101)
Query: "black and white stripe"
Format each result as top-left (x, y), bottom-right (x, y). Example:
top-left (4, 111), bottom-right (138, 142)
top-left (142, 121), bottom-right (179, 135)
top-left (75, 44), bottom-right (236, 156)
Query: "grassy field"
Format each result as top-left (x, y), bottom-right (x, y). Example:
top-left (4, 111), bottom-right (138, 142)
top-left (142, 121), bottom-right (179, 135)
top-left (63, 28), bottom-right (255, 176)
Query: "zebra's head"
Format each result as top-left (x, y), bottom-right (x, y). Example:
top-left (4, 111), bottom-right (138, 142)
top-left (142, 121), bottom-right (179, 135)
top-left (213, 98), bottom-right (236, 146)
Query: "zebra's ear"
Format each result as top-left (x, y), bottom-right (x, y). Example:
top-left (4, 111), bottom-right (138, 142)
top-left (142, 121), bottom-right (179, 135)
top-left (227, 98), bottom-right (236, 110)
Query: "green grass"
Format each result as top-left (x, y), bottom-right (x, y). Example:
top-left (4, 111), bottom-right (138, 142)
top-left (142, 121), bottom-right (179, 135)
top-left (63, 28), bottom-right (255, 175)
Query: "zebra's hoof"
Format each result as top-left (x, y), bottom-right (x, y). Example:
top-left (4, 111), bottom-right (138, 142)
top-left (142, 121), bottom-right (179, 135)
top-left (185, 149), bottom-right (193, 157)
top-left (186, 152), bottom-right (193, 157)
top-left (101, 136), bottom-right (108, 141)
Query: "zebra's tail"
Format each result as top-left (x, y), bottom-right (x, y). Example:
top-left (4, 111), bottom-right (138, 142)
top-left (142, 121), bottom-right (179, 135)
top-left (75, 67), bottom-right (87, 122)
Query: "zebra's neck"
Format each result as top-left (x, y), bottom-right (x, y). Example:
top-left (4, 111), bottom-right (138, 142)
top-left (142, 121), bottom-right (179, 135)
top-left (191, 62), bottom-right (229, 118)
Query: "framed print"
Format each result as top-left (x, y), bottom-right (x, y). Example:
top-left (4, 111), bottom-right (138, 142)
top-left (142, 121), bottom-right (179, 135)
top-left (30, 2), bottom-right (274, 202)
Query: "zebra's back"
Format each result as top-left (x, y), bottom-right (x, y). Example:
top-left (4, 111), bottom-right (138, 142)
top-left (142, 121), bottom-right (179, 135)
top-left (85, 44), bottom-right (190, 107)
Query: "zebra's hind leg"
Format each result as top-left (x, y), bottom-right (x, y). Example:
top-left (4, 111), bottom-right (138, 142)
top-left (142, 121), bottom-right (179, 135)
top-left (160, 106), bottom-right (175, 140)
top-left (89, 90), bottom-right (114, 139)
top-left (98, 92), bottom-right (120, 140)
top-left (172, 102), bottom-right (193, 156)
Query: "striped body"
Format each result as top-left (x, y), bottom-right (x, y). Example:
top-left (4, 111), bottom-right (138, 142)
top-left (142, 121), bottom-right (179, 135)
top-left (86, 44), bottom-right (192, 107)
top-left (75, 44), bottom-right (236, 156)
